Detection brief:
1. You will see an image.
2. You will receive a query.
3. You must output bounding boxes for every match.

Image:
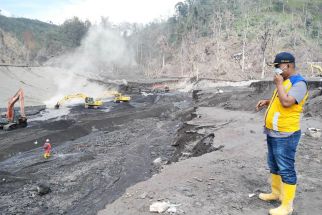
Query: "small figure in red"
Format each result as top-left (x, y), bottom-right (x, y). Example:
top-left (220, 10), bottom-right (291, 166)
top-left (43, 139), bottom-right (52, 159)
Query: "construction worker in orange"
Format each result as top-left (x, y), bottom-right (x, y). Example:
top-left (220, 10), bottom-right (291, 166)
top-left (43, 139), bottom-right (52, 159)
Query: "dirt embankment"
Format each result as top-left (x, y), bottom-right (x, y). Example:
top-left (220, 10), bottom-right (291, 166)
top-left (98, 81), bottom-right (322, 215)
top-left (0, 66), bottom-right (62, 107)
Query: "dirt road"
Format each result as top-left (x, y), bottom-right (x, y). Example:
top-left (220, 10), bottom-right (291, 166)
top-left (98, 82), bottom-right (322, 215)
top-left (99, 107), bottom-right (322, 215)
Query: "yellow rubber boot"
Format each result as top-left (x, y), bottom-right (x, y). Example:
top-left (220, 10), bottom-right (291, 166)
top-left (259, 174), bottom-right (282, 201)
top-left (44, 152), bottom-right (51, 159)
top-left (269, 183), bottom-right (296, 215)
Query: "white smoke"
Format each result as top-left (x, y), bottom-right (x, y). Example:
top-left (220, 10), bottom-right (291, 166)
top-left (59, 25), bottom-right (136, 77)
top-left (45, 24), bottom-right (138, 107)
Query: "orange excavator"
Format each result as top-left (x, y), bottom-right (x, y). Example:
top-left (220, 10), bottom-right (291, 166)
top-left (0, 89), bottom-right (28, 131)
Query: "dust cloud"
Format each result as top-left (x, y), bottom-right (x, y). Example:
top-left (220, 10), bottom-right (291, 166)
top-left (45, 24), bottom-right (138, 107)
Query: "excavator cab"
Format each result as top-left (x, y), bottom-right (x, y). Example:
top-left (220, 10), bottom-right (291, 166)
top-left (0, 118), bottom-right (9, 129)
top-left (84, 97), bottom-right (103, 109)
top-left (85, 97), bottom-right (94, 104)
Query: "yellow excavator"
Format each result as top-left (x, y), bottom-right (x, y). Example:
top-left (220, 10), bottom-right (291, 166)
top-left (113, 93), bottom-right (131, 103)
top-left (55, 93), bottom-right (103, 109)
top-left (98, 90), bottom-right (131, 103)
top-left (310, 64), bottom-right (322, 76)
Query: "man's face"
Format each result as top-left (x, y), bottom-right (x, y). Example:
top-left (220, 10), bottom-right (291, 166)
top-left (275, 63), bottom-right (289, 78)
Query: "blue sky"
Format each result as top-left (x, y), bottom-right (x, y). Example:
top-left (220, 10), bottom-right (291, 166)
top-left (0, 0), bottom-right (179, 24)
top-left (0, 0), bottom-right (67, 17)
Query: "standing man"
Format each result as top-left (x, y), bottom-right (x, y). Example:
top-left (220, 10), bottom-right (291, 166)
top-left (256, 52), bottom-right (308, 215)
top-left (43, 139), bottom-right (52, 159)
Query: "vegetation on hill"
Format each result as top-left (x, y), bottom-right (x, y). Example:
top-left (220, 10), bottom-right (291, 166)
top-left (1, 0), bottom-right (322, 80)
top-left (0, 15), bottom-right (90, 64)
top-left (129, 0), bottom-right (322, 80)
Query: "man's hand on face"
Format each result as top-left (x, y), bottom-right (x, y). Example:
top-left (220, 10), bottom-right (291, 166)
top-left (274, 74), bottom-right (284, 86)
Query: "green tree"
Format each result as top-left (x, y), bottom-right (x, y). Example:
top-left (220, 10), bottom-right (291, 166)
top-left (59, 17), bottom-right (91, 47)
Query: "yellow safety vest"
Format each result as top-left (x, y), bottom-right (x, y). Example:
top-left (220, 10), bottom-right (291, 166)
top-left (265, 75), bottom-right (308, 132)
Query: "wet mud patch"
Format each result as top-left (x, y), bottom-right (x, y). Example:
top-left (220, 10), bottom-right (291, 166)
top-left (40, 120), bottom-right (75, 131)
top-left (0, 91), bottom-right (195, 215)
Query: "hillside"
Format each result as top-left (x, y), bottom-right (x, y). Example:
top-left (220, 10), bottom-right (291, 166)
top-left (129, 0), bottom-right (322, 80)
top-left (1, 0), bottom-right (322, 80)
top-left (0, 15), bottom-right (90, 65)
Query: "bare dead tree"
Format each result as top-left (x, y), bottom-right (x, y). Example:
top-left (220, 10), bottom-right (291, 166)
top-left (260, 21), bottom-right (273, 79)
top-left (157, 35), bottom-right (170, 71)
top-left (241, 15), bottom-right (249, 75)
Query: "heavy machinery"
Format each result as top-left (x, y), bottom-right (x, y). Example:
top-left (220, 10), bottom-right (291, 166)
top-left (152, 84), bottom-right (170, 93)
top-left (0, 89), bottom-right (28, 131)
top-left (310, 64), bottom-right (322, 77)
top-left (55, 93), bottom-right (103, 109)
top-left (113, 93), bottom-right (131, 103)
top-left (95, 90), bottom-right (131, 103)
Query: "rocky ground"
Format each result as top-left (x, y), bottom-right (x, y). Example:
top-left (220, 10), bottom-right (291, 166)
top-left (0, 91), bottom-right (195, 214)
top-left (0, 78), bottom-right (322, 215)
top-left (98, 81), bottom-right (322, 215)
top-left (99, 107), bottom-right (322, 215)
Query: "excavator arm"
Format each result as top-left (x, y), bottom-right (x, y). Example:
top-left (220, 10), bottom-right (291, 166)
top-left (55, 93), bottom-right (89, 109)
top-left (97, 91), bottom-right (131, 103)
top-left (6, 89), bottom-right (26, 122)
top-left (55, 93), bottom-right (102, 109)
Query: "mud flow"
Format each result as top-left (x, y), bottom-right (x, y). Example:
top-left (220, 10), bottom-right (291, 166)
top-left (1, 80), bottom-right (322, 215)
top-left (0, 84), bottom-right (200, 214)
